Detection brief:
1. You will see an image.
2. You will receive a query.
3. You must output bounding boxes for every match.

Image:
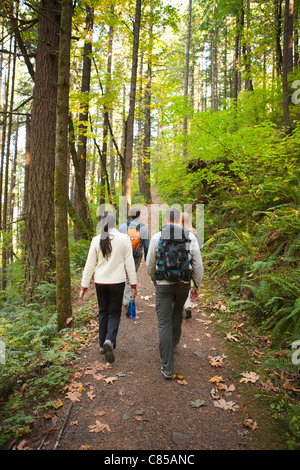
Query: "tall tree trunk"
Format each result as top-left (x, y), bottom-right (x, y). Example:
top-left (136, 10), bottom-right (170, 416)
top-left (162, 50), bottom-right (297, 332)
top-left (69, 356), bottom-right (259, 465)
top-left (124, 0), bottom-right (142, 208)
top-left (74, 4), bottom-right (94, 240)
top-left (294, 0), bottom-right (299, 66)
top-left (142, 21), bottom-right (153, 204)
top-left (183, 0), bottom-right (192, 156)
top-left (282, 0), bottom-right (294, 128)
top-left (211, 28), bottom-right (218, 110)
top-left (55, 0), bottom-right (73, 330)
top-left (2, 34), bottom-right (16, 291)
top-left (26, 0), bottom-right (61, 290)
top-left (0, 73), bottom-right (9, 231)
top-left (22, 114), bottom-right (30, 251)
top-left (8, 119), bottom-right (19, 262)
top-left (274, 0), bottom-right (283, 77)
top-left (137, 50), bottom-right (144, 195)
top-left (234, 2), bottom-right (243, 102)
top-left (223, 23), bottom-right (228, 108)
top-left (243, 0), bottom-right (254, 92)
top-left (100, 11), bottom-right (114, 206)
top-left (109, 109), bottom-right (115, 197)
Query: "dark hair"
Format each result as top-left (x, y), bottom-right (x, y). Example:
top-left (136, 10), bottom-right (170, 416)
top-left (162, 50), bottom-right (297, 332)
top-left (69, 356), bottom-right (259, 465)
top-left (165, 207), bottom-right (181, 224)
top-left (99, 212), bottom-right (116, 259)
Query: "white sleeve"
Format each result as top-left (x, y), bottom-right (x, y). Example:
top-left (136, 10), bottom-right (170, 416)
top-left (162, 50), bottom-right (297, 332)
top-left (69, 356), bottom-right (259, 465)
top-left (190, 235), bottom-right (204, 288)
top-left (146, 234), bottom-right (158, 280)
top-left (81, 239), bottom-right (97, 288)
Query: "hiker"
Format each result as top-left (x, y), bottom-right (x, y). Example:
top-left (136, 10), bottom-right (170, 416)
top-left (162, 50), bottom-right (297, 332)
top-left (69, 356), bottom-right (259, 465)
top-left (146, 207), bottom-right (203, 379)
top-left (119, 207), bottom-right (149, 317)
top-left (179, 212), bottom-right (201, 319)
top-left (79, 211), bottom-right (137, 364)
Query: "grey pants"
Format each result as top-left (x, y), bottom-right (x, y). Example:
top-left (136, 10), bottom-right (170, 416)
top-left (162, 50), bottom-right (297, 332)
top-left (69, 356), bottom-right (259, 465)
top-left (155, 283), bottom-right (190, 372)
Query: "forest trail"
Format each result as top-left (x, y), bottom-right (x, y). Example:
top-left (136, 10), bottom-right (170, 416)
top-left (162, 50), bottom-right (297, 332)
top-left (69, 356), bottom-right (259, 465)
top-left (29, 260), bottom-right (257, 451)
top-left (25, 191), bottom-right (260, 452)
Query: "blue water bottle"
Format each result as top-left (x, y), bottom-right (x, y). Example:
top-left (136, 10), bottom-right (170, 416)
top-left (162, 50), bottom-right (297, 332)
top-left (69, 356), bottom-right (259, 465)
top-left (129, 296), bottom-right (136, 318)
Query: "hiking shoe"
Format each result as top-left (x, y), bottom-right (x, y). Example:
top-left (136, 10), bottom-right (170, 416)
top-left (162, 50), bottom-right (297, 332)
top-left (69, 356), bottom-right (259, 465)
top-left (161, 367), bottom-right (173, 380)
top-left (103, 340), bottom-right (115, 363)
top-left (100, 347), bottom-right (105, 355)
top-left (185, 308), bottom-right (192, 319)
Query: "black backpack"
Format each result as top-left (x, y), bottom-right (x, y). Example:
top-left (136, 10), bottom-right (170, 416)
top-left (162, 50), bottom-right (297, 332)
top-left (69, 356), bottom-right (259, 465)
top-left (155, 224), bottom-right (191, 283)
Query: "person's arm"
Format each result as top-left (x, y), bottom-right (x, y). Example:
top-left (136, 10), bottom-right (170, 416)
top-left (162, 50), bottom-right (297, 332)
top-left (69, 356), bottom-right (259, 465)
top-left (146, 235), bottom-right (158, 281)
top-left (124, 237), bottom-right (138, 297)
top-left (79, 239), bottom-right (97, 300)
top-left (190, 234), bottom-right (204, 289)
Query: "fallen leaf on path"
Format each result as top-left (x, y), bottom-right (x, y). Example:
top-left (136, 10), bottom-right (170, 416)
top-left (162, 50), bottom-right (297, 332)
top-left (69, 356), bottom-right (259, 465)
top-left (94, 410), bottom-right (106, 417)
top-left (104, 376), bottom-right (118, 384)
top-left (210, 388), bottom-right (220, 399)
top-left (13, 439), bottom-right (32, 450)
top-left (209, 354), bottom-right (227, 367)
top-left (190, 399), bottom-right (206, 408)
top-left (65, 391), bottom-right (81, 402)
top-left (209, 375), bottom-right (224, 383)
top-left (205, 333), bottom-right (212, 338)
top-left (177, 379), bottom-right (188, 386)
top-left (226, 332), bottom-right (239, 342)
top-left (243, 415), bottom-right (258, 430)
top-left (77, 444), bottom-right (91, 450)
top-left (140, 295), bottom-right (151, 300)
top-left (88, 420), bottom-right (111, 433)
top-left (70, 421), bottom-right (78, 426)
top-left (172, 374), bottom-right (184, 380)
top-left (93, 374), bottom-right (105, 381)
top-left (240, 372), bottom-right (260, 383)
top-left (217, 383), bottom-right (236, 392)
top-left (214, 399), bottom-right (239, 412)
top-left (87, 390), bottom-right (96, 400)
top-left (196, 319), bottom-right (212, 325)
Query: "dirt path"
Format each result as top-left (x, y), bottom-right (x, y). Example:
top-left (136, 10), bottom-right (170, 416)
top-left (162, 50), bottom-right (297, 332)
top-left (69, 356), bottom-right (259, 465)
top-left (27, 258), bottom-right (258, 452)
top-left (21, 191), bottom-right (261, 453)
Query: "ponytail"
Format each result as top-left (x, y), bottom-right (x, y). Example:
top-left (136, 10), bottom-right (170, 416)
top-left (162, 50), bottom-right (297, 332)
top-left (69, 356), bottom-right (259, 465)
top-left (99, 211), bottom-right (116, 260)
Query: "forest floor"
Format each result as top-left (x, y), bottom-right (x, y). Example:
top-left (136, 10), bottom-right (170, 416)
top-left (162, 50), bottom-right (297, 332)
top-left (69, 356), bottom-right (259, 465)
top-left (24, 262), bottom-right (261, 452)
top-left (12, 191), bottom-right (290, 454)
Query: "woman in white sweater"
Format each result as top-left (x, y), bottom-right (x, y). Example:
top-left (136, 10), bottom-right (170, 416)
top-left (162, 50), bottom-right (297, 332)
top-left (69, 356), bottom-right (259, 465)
top-left (79, 212), bottom-right (137, 363)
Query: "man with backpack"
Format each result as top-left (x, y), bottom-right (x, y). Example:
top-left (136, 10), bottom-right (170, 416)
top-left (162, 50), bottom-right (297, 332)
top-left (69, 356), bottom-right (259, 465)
top-left (146, 207), bottom-right (203, 379)
top-left (119, 207), bottom-right (149, 316)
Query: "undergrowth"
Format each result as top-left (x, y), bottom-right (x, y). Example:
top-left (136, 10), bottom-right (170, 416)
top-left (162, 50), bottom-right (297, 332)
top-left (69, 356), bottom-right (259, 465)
top-left (0, 239), bottom-right (91, 449)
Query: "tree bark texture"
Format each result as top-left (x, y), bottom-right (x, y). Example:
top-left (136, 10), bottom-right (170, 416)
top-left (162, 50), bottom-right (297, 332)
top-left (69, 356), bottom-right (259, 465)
top-left (55, 0), bottom-right (73, 330)
top-left (183, 0), bottom-right (192, 155)
top-left (74, 5), bottom-right (94, 240)
top-left (282, 0), bottom-right (294, 128)
top-left (2, 34), bottom-right (16, 291)
top-left (26, 0), bottom-right (61, 289)
top-left (124, 0), bottom-right (142, 207)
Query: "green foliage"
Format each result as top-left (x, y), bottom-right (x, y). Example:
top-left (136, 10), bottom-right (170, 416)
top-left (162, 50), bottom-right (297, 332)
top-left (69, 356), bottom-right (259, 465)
top-left (155, 79), bottom-right (299, 349)
top-left (69, 238), bottom-right (91, 272)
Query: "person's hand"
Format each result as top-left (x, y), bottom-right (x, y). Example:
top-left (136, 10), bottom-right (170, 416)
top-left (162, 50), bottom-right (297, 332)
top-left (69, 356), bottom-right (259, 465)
top-left (79, 289), bottom-right (85, 301)
top-left (131, 287), bottom-right (137, 299)
top-left (190, 288), bottom-right (199, 302)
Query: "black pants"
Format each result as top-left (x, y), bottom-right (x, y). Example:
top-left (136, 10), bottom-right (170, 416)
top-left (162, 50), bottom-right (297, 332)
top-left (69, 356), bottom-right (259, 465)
top-left (95, 282), bottom-right (125, 349)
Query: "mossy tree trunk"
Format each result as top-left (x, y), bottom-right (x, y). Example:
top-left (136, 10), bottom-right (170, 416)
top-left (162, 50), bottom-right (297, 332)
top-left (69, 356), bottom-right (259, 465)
top-left (124, 0), bottom-right (142, 208)
top-left (74, 5), bottom-right (94, 241)
top-left (25, 0), bottom-right (61, 290)
top-left (55, 0), bottom-right (73, 330)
